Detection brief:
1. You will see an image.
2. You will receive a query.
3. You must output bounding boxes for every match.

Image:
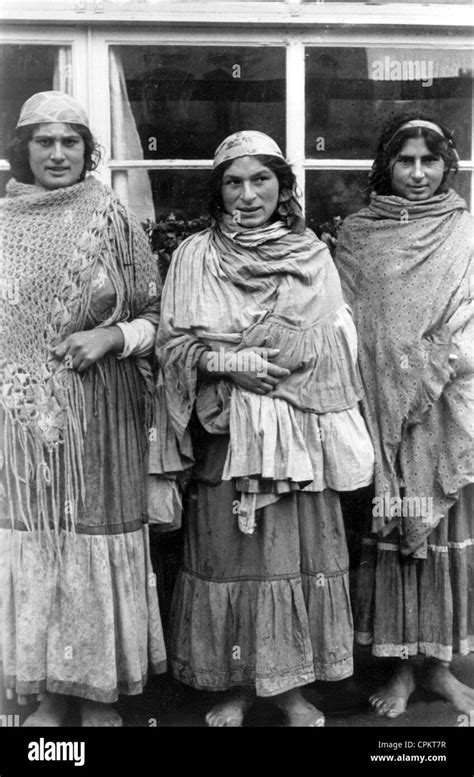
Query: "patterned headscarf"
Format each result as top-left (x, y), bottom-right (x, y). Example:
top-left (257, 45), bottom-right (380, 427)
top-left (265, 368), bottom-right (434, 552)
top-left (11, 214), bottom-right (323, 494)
top-left (213, 130), bottom-right (284, 169)
top-left (16, 91), bottom-right (89, 129)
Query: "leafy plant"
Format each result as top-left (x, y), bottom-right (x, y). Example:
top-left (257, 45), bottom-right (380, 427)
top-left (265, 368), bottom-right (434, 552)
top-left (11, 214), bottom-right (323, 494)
top-left (143, 212), bottom-right (211, 281)
top-left (142, 212), bottom-right (346, 273)
top-left (310, 215), bottom-right (344, 257)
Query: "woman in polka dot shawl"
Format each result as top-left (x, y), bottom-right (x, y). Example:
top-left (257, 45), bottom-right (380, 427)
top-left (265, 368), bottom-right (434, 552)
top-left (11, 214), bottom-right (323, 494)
top-left (336, 112), bottom-right (473, 719)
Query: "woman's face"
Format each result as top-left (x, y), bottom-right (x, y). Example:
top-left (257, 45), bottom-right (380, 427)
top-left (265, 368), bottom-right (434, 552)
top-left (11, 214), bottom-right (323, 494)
top-left (390, 136), bottom-right (445, 201)
top-left (28, 122), bottom-right (85, 190)
top-left (221, 156), bottom-right (279, 228)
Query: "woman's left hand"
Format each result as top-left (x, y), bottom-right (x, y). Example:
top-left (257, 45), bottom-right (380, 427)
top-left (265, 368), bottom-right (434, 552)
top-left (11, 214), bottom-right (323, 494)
top-left (51, 327), bottom-right (124, 373)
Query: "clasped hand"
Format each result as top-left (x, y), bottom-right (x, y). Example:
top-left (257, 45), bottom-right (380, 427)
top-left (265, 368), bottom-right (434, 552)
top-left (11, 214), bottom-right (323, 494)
top-left (225, 347), bottom-right (291, 394)
top-left (51, 327), bottom-right (124, 373)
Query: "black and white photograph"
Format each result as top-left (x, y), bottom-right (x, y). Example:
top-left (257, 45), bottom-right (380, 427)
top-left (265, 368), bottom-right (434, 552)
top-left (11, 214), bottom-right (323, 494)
top-left (0, 0), bottom-right (472, 772)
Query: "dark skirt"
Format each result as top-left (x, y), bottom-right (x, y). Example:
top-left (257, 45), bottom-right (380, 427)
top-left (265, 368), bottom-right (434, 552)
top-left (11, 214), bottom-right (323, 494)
top-left (170, 476), bottom-right (354, 697)
top-left (355, 483), bottom-right (474, 662)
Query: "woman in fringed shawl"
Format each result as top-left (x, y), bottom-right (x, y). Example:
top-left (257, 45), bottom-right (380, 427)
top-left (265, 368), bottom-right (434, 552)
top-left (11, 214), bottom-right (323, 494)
top-left (335, 113), bottom-right (474, 718)
top-left (149, 130), bottom-right (374, 726)
top-left (0, 92), bottom-right (166, 726)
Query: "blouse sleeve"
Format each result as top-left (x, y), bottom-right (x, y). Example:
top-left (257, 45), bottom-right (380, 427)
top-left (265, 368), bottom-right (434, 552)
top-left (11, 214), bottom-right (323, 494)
top-left (116, 318), bottom-right (157, 358)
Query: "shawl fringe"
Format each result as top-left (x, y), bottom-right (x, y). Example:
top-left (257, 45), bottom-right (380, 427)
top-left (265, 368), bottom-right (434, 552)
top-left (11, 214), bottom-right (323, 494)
top-left (1, 177), bottom-right (159, 547)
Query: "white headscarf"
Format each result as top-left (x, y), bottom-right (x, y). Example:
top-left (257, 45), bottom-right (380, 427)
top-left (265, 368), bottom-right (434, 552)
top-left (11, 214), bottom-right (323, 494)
top-left (16, 91), bottom-right (89, 128)
top-left (213, 130), bottom-right (284, 169)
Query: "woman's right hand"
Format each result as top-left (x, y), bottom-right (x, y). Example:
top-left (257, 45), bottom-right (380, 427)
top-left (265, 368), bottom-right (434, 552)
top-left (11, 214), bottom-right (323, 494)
top-left (229, 347), bottom-right (291, 394)
top-left (199, 347), bottom-right (291, 395)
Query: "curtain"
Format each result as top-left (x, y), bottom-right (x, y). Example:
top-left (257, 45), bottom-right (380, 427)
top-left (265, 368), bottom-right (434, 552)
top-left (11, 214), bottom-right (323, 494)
top-left (109, 48), bottom-right (155, 223)
top-left (53, 46), bottom-right (73, 93)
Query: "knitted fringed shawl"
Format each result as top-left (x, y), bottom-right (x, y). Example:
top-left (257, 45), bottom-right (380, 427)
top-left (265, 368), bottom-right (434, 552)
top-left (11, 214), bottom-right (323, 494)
top-left (335, 190), bottom-right (473, 557)
top-left (0, 176), bottom-right (160, 544)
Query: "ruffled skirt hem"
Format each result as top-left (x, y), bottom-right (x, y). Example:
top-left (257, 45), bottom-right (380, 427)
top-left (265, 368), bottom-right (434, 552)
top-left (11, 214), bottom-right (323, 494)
top-left (354, 635), bottom-right (474, 662)
top-left (171, 659), bottom-right (316, 697)
top-left (1, 525), bottom-right (167, 702)
top-left (170, 565), bottom-right (354, 696)
top-left (3, 663), bottom-right (167, 704)
top-left (355, 484), bottom-right (473, 663)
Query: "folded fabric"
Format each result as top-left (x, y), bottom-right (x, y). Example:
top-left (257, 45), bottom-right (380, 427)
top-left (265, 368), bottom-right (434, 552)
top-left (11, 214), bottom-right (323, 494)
top-left (153, 217), bottom-right (374, 532)
top-left (336, 189), bottom-right (473, 556)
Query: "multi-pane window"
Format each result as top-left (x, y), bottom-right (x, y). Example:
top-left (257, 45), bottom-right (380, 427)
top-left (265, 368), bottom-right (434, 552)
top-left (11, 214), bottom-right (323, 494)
top-left (0, 28), bottom-right (472, 230)
top-left (108, 41), bottom-right (472, 230)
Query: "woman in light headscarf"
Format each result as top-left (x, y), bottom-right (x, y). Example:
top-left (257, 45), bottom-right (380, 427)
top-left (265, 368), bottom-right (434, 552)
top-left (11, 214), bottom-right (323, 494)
top-left (0, 91), bottom-right (166, 726)
top-left (150, 130), bottom-right (374, 726)
top-left (336, 114), bottom-right (473, 718)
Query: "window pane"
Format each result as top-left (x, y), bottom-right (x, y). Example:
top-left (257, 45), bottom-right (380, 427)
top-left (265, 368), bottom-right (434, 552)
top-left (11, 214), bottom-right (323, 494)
top-left (113, 169), bottom-right (212, 280)
top-left (0, 45), bottom-right (72, 159)
top-left (305, 169), bottom-right (472, 235)
top-left (110, 46), bottom-right (285, 160)
top-left (0, 170), bottom-right (12, 197)
top-left (305, 171), bottom-right (371, 235)
top-left (113, 168), bottom-right (212, 221)
top-left (149, 169), bottom-right (211, 218)
top-left (305, 48), bottom-right (472, 159)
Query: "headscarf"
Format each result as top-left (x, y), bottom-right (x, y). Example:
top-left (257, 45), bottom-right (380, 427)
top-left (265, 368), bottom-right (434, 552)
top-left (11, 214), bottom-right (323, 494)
top-left (335, 189), bottom-right (473, 557)
top-left (213, 130), bottom-right (284, 168)
top-left (16, 91), bottom-right (89, 128)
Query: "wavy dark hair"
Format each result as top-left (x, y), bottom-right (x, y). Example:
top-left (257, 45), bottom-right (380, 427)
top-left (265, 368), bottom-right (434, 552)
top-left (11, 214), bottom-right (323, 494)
top-left (369, 112), bottom-right (459, 195)
top-left (7, 123), bottom-right (102, 184)
top-left (208, 154), bottom-right (303, 232)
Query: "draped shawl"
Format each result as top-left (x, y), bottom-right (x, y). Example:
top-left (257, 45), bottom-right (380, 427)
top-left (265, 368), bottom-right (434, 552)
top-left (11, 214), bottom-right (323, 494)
top-left (335, 189), bottom-right (473, 557)
top-left (151, 217), bottom-right (373, 531)
top-left (0, 176), bottom-right (160, 541)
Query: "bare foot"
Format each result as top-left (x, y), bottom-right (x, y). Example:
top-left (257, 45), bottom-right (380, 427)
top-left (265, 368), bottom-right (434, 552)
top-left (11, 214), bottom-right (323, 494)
top-left (22, 693), bottom-right (69, 727)
top-left (80, 701), bottom-right (123, 727)
top-left (205, 689), bottom-right (254, 727)
top-left (420, 660), bottom-right (474, 715)
top-left (274, 688), bottom-right (325, 727)
top-left (369, 661), bottom-right (416, 718)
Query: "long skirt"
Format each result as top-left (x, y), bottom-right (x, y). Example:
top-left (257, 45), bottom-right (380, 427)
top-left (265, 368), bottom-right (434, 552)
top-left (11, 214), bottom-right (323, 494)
top-left (0, 355), bottom-right (167, 703)
top-left (355, 483), bottom-right (474, 662)
top-left (170, 475), bottom-right (354, 697)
